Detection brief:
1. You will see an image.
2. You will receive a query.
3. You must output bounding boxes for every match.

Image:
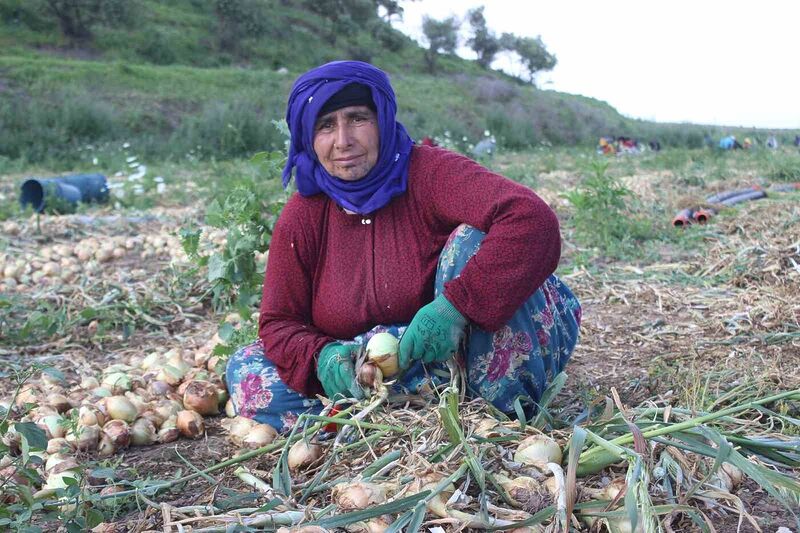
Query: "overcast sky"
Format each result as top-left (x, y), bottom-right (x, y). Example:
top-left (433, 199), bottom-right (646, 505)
top-left (395, 1), bottom-right (798, 129)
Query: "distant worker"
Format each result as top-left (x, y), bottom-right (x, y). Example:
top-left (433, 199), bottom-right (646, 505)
top-left (648, 140), bottom-right (661, 152)
top-left (795, 135), bottom-right (800, 148)
top-left (766, 135), bottom-right (778, 149)
top-left (598, 137), bottom-right (615, 155)
top-left (719, 135), bottom-right (736, 150)
top-left (743, 137), bottom-right (752, 149)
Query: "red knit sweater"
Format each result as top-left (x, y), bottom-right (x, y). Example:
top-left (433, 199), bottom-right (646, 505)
top-left (258, 145), bottom-right (561, 396)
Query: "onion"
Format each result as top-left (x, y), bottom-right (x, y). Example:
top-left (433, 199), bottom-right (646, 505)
top-left (78, 405), bottom-right (105, 427)
top-left (242, 423), bottom-right (278, 449)
top-left (153, 399), bottom-right (183, 421)
top-left (514, 434), bottom-right (562, 470)
top-left (66, 424), bottom-right (100, 451)
top-left (0, 428), bottom-right (21, 456)
top-left (721, 463), bottom-right (744, 489)
top-left (97, 434), bottom-right (116, 457)
top-left (165, 349), bottom-right (190, 372)
top-left (474, 417), bottom-right (501, 438)
top-left (207, 355), bottom-right (226, 377)
top-left (496, 474), bottom-right (548, 509)
top-left (46, 437), bottom-right (73, 455)
top-left (102, 372), bottom-right (132, 393)
top-left (130, 418), bottom-right (157, 446)
top-left (91, 387), bottom-right (113, 398)
top-left (409, 473), bottom-right (454, 518)
top-left (582, 477), bottom-right (626, 501)
top-left (106, 396), bottom-right (138, 422)
top-left (0, 466), bottom-right (27, 502)
top-left (15, 385), bottom-right (39, 408)
top-left (332, 481), bottom-right (387, 510)
top-left (46, 393), bottom-right (72, 414)
top-left (365, 332), bottom-right (399, 377)
top-left (158, 415), bottom-right (179, 443)
top-left (103, 420), bottom-right (131, 450)
top-left (141, 352), bottom-right (164, 371)
top-left (156, 364), bottom-right (186, 386)
top-left (224, 416), bottom-right (255, 446)
top-left (41, 369), bottom-right (65, 387)
top-left (224, 398), bottom-right (236, 417)
top-left (287, 439), bottom-right (323, 471)
top-left (139, 408), bottom-right (166, 428)
top-left (148, 380), bottom-right (173, 397)
top-left (45, 453), bottom-right (76, 473)
top-left (123, 391), bottom-right (148, 413)
top-left (37, 414), bottom-right (66, 439)
top-left (182, 380), bottom-right (220, 415)
top-left (176, 410), bottom-right (204, 439)
top-left (606, 515), bottom-right (644, 533)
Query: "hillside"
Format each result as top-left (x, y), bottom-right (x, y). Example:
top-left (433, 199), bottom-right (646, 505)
top-left (0, 0), bottom-right (788, 166)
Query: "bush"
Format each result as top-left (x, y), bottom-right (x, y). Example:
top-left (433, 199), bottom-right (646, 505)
top-left (562, 160), bottom-right (658, 257)
top-left (137, 30), bottom-right (178, 65)
top-left (172, 98), bottom-right (285, 159)
top-left (0, 90), bottom-right (122, 162)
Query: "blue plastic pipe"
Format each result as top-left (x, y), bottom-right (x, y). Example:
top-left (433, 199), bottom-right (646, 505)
top-left (20, 174), bottom-right (109, 213)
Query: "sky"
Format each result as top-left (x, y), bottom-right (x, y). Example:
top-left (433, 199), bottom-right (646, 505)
top-left (394, 1), bottom-right (799, 129)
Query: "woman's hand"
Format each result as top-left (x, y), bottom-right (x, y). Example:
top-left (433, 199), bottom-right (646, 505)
top-left (317, 343), bottom-right (363, 399)
top-left (399, 295), bottom-right (468, 369)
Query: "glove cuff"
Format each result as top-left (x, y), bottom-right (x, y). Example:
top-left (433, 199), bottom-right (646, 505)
top-left (434, 295), bottom-right (468, 327)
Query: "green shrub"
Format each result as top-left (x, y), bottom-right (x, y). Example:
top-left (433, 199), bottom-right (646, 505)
top-left (562, 160), bottom-right (658, 257)
top-left (136, 30), bottom-right (178, 65)
top-left (172, 98), bottom-right (285, 159)
top-left (764, 152), bottom-right (800, 182)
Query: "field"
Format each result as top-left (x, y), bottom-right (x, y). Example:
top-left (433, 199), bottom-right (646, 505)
top-left (1, 144), bottom-right (799, 532)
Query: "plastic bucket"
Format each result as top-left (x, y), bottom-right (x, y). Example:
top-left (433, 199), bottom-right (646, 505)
top-left (20, 174), bottom-right (109, 213)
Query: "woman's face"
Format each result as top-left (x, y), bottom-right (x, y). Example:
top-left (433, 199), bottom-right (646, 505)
top-left (313, 105), bottom-right (380, 181)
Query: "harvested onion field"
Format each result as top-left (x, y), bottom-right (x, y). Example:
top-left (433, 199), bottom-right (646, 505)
top-left (1, 147), bottom-right (798, 532)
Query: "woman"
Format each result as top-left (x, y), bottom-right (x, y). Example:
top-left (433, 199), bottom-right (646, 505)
top-left (226, 60), bottom-right (581, 431)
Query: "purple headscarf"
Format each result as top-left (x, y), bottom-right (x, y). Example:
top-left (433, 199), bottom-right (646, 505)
top-left (282, 61), bottom-right (414, 215)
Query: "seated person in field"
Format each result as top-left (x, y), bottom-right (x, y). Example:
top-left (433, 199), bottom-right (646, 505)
top-left (223, 60), bottom-right (582, 431)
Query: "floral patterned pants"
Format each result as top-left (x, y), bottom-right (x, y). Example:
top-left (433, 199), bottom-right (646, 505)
top-left (226, 224), bottom-right (582, 432)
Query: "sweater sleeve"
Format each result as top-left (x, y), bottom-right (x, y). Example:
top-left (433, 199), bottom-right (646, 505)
top-left (414, 147), bottom-right (561, 331)
top-left (258, 196), bottom-right (332, 397)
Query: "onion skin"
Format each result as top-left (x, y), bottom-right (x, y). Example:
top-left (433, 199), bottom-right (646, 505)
top-left (332, 481), bottom-right (387, 510)
top-left (182, 380), bottom-right (220, 415)
top-left (158, 415), bottom-right (179, 443)
top-left (102, 419), bottom-right (131, 449)
top-left (176, 410), bottom-right (205, 439)
top-left (357, 362), bottom-right (381, 388)
top-left (105, 396), bottom-right (138, 423)
top-left (242, 423), bottom-right (278, 449)
top-left (287, 439), bottom-right (323, 471)
top-left (365, 332), bottom-right (399, 378)
top-left (130, 418), bottom-right (157, 446)
top-left (514, 434), bottom-right (562, 470)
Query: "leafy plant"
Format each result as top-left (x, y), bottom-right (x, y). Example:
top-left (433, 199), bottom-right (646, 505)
top-left (181, 125), bottom-right (288, 317)
top-left (561, 160), bottom-right (656, 257)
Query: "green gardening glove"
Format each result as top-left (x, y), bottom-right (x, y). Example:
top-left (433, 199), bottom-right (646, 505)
top-left (316, 343), bottom-right (363, 400)
top-left (398, 295), bottom-right (468, 370)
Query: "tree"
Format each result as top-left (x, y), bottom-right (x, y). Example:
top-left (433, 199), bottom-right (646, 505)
top-left (302, 0), bottom-right (376, 44)
top-left (421, 15), bottom-right (459, 73)
top-left (466, 6), bottom-right (500, 69)
top-left (502, 33), bottom-right (556, 85)
top-left (374, 0), bottom-right (402, 24)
